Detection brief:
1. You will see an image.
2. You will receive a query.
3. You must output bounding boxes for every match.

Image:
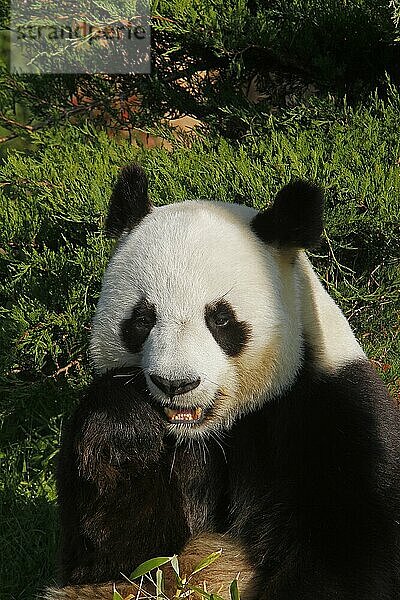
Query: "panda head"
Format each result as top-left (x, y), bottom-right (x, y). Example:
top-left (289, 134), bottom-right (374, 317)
top-left (90, 164), bottom-right (324, 438)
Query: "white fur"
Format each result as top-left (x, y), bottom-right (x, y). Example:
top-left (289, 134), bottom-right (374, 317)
top-left (296, 252), bottom-right (365, 370)
top-left (90, 200), bottom-right (364, 435)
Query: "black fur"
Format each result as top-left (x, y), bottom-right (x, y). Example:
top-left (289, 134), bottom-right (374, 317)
top-left (120, 299), bottom-right (156, 354)
top-left (205, 300), bottom-right (251, 357)
top-left (57, 369), bottom-right (228, 585)
top-left (229, 358), bottom-right (400, 599)
top-left (57, 358), bottom-right (400, 597)
top-left (105, 164), bottom-right (151, 238)
top-left (251, 180), bottom-right (323, 249)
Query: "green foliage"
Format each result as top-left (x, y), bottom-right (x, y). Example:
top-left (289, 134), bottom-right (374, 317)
top-left (229, 579), bottom-right (240, 600)
top-left (191, 550), bottom-right (223, 576)
top-left (0, 88), bottom-right (399, 598)
top-left (0, 0), bottom-right (399, 142)
top-left (131, 556), bottom-right (174, 580)
top-left (392, 0), bottom-right (400, 29)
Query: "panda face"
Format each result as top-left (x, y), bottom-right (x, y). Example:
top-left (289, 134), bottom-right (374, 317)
top-left (92, 166), bottom-right (366, 438)
top-left (91, 201), bottom-right (303, 438)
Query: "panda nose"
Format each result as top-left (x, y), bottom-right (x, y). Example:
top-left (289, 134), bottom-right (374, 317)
top-left (149, 374), bottom-right (201, 397)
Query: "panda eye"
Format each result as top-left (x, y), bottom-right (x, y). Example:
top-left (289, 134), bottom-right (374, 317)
top-left (129, 300), bottom-right (156, 330)
top-left (205, 300), bottom-right (236, 331)
top-left (205, 299), bottom-right (251, 357)
top-left (212, 312), bottom-right (232, 327)
top-left (133, 313), bottom-right (155, 328)
top-left (120, 300), bottom-right (156, 354)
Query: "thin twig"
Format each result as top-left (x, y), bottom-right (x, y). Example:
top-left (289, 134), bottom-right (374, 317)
top-left (53, 359), bottom-right (80, 377)
top-left (0, 133), bottom-right (20, 144)
top-left (0, 113), bottom-right (35, 131)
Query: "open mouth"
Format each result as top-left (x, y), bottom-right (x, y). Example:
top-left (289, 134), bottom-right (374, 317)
top-left (164, 407), bottom-right (204, 424)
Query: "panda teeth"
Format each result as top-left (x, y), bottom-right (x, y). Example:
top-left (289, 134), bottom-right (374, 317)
top-left (193, 408), bottom-right (202, 420)
top-left (164, 407), bottom-right (203, 423)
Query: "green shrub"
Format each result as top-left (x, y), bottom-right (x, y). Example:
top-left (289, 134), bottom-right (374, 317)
top-left (0, 0), bottom-right (399, 141)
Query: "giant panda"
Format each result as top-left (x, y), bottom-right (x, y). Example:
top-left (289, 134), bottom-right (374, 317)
top-left (47, 164), bottom-right (400, 600)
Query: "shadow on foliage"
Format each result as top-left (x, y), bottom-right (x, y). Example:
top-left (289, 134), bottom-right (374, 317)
top-left (0, 490), bottom-right (59, 599)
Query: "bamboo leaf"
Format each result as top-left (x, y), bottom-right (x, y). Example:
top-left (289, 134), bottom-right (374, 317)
top-left (130, 556), bottom-right (172, 579)
top-left (171, 554), bottom-right (180, 576)
top-left (191, 549), bottom-right (222, 576)
top-left (156, 567), bottom-right (164, 599)
top-left (190, 586), bottom-right (212, 599)
top-left (229, 579), bottom-right (240, 600)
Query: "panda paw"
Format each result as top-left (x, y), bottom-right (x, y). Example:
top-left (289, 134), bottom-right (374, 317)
top-left (63, 371), bottom-right (167, 487)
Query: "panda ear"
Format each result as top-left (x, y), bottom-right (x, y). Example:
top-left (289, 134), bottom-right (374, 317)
top-left (105, 164), bottom-right (152, 238)
top-left (251, 180), bottom-right (324, 249)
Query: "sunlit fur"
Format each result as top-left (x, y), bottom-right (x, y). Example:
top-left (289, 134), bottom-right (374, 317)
top-left (44, 532), bottom-right (258, 600)
top-left (90, 200), bottom-right (364, 439)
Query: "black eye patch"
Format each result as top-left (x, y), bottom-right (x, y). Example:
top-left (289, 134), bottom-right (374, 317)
top-left (120, 299), bottom-right (156, 354)
top-left (205, 300), bottom-right (251, 357)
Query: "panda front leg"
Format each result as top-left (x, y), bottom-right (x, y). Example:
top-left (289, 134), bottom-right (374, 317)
top-left (230, 361), bottom-right (400, 599)
top-left (56, 371), bottom-right (191, 588)
top-left (46, 533), bottom-right (259, 600)
top-left (160, 533), bottom-right (260, 600)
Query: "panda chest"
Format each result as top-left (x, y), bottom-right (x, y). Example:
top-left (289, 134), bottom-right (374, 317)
top-left (168, 443), bottom-right (229, 535)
